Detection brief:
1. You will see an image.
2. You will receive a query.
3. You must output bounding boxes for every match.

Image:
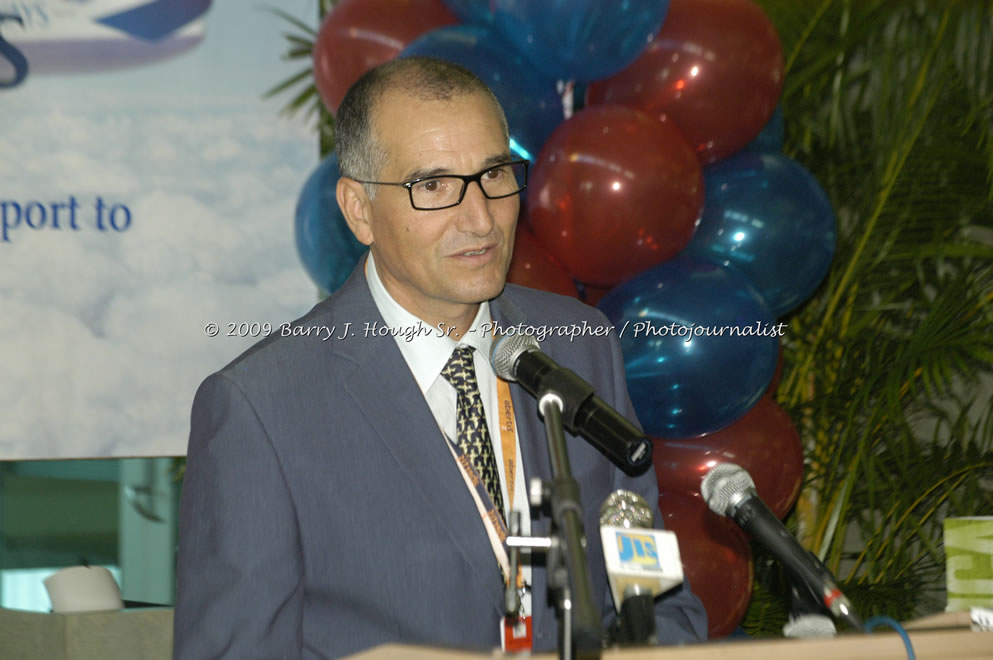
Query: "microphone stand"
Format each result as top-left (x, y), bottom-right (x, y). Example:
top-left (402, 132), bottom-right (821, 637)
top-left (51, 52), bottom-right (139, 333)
top-left (540, 394), bottom-right (603, 660)
top-left (505, 391), bottom-right (602, 660)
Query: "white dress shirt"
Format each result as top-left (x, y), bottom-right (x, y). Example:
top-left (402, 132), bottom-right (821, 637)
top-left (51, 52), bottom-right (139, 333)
top-left (364, 253), bottom-right (531, 617)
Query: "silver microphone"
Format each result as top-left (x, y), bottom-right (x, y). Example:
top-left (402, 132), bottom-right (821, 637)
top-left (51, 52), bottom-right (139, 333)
top-left (701, 463), bottom-right (862, 630)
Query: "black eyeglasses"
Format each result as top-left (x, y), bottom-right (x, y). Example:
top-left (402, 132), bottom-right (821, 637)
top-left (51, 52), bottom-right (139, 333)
top-left (352, 159), bottom-right (528, 211)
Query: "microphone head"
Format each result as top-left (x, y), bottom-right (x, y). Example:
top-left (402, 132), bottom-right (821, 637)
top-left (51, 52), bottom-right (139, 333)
top-left (700, 462), bottom-right (756, 517)
top-left (599, 490), bottom-right (654, 528)
top-left (599, 489), bottom-right (684, 610)
top-left (489, 331), bottom-right (540, 381)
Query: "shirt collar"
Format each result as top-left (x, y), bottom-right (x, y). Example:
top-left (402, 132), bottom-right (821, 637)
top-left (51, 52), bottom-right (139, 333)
top-left (365, 252), bottom-right (495, 393)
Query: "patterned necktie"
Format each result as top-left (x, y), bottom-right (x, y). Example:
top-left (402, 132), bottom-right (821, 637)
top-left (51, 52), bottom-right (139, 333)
top-left (441, 345), bottom-right (506, 522)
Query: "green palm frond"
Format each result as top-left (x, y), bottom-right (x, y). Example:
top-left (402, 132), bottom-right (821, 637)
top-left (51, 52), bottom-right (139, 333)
top-left (751, 0), bottom-right (993, 633)
top-left (264, 66), bottom-right (313, 101)
top-left (260, 2), bottom-right (337, 153)
top-left (266, 7), bottom-right (318, 38)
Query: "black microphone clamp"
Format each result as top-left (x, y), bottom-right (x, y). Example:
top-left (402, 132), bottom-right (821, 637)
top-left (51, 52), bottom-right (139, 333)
top-left (490, 331), bottom-right (652, 474)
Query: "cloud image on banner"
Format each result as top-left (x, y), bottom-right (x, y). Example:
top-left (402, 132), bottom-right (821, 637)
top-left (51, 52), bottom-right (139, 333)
top-left (0, 0), bottom-right (318, 458)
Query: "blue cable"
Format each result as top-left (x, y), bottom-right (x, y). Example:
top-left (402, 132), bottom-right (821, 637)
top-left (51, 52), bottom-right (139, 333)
top-left (864, 615), bottom-right (916, 660)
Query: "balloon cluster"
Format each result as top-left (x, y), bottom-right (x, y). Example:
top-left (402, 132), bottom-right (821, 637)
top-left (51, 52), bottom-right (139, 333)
top-left (298, 0), bottom-right (835, 636)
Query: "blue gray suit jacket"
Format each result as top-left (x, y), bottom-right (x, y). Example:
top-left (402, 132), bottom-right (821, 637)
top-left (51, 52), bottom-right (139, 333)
top-left (174, 264), bottom-right (708, 659)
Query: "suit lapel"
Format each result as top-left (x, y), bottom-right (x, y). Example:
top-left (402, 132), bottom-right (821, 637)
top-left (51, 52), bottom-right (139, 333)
top-left (331, 267), bottom-right (506, 618)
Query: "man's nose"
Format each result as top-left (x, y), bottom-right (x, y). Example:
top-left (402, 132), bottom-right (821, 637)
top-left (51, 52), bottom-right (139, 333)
top-left (456, 180), bottom-right (496, 233)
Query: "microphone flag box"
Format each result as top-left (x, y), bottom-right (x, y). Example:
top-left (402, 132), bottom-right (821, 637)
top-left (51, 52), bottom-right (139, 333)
top-left (601, 527), bottom-right (684, 607)
top-left (944, 516), bottom-right (993, 611)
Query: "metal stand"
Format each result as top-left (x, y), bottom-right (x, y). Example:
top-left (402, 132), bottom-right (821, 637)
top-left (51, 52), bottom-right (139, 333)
top-left (504, 393), bottom-right (602, 660)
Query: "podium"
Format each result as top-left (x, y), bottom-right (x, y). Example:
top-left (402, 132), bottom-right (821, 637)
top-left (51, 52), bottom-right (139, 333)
top-left (0, 606), bottom-right (987, 659)
top-left (346, 628), bottom-right (991, 660)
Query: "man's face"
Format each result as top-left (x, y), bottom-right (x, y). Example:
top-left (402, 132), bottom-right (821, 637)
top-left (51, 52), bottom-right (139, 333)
top-left (350, 90), bottom-right (519, 326)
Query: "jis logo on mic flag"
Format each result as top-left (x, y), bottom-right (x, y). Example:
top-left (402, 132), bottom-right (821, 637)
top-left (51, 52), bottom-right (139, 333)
top-left (616, 532), bottom-right (661, 569)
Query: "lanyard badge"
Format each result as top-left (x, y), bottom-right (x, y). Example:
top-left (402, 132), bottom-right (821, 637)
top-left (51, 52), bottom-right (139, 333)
top-left (501, 614), bottom-right (533, 653)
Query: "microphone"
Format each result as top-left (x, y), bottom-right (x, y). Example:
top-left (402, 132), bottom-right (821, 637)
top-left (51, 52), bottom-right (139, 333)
top-left (700, 463), bottom-right (863, 630)
top-left (490, 332), bottom-right (651, 473)
top-left (599, 490), bottom-right (684, 645)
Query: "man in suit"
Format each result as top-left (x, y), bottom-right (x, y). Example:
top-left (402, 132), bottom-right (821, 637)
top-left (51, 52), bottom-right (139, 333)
top-left (175, 56), bottom-right (708, 658)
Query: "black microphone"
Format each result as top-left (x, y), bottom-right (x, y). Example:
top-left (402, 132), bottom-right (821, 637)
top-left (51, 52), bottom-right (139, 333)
top-left (701, 463), bottom-right (863, 630)
top-left (490, 332), bottom-right (651, 473)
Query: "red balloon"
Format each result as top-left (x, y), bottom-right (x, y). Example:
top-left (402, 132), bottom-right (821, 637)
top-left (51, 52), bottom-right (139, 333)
top-left (508, 226), bottom-right (579, 298)
top-left (658, 490), bottom-right (753, 638)
top-left (653, 395), bottom-right (803, 519)
top-left (527, 106), bottom-right (703, 287)
top-left (312, 0), bottom-right (458, 114)
top-left (587, 0), bottom-right (784, 164)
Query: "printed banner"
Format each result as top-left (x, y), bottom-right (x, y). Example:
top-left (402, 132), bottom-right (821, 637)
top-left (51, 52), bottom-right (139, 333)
top-left (945, 517), bottom-right (993, 611)
top-left (0, 0), bottom-right (319, 458)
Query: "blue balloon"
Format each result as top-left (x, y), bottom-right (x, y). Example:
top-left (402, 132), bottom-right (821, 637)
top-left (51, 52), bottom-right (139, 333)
top-left (492, 0), bottom-right (669, 82)
top-left (401, 25), bottom-right (563, 161)
top-left (294, 154), bottom-right (367, 295)
top-left (441, 0), bottom-right (492, 24)
top-left (598, 255), bottom-right (779, 438)
top-left (685, 153), bottom-right (836, 316)
top-left (743, 105), bottom-right (784, 153)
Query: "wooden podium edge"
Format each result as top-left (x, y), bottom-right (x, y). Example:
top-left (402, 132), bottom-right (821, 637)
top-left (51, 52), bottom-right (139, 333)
top-left (347, 628), bottom-right (992, 660)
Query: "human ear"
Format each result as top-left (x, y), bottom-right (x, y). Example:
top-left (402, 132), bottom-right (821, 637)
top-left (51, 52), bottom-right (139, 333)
top-left (337, 177), bottom-right (374, 246)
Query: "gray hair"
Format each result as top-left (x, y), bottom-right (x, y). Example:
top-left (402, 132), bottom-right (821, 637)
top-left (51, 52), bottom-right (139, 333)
top-left (335, 56), bottom-right (509, 197)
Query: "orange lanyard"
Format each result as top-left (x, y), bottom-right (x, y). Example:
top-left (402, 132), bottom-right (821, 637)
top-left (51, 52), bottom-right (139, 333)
top-left (444, 376), bottom-right (523, 591)
top-left (497, 377), bottom-right (517, 508)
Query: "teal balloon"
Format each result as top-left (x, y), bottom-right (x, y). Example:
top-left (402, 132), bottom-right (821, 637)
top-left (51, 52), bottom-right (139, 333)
top-left (442, 0), bottom-right (492, 24)
top-left (492, 0), bottom-right (669, 82)
top-left (294, 154), bottom-right (366, 295)
top-left (598, 255), bottom-right (779, 438)
top-left (401, 25), bottom-right (563, 161)
top-left (686, 153), bottom-right (836, 317)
